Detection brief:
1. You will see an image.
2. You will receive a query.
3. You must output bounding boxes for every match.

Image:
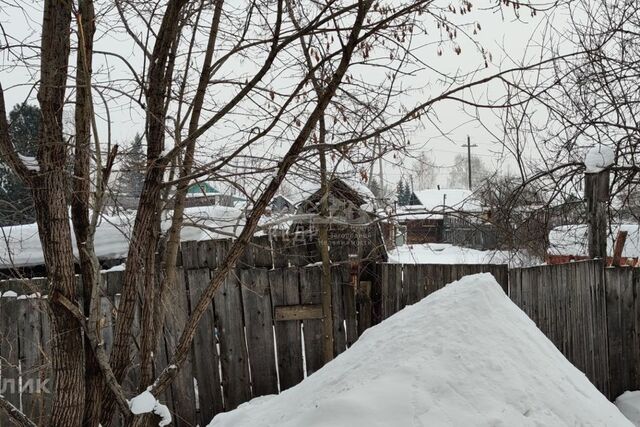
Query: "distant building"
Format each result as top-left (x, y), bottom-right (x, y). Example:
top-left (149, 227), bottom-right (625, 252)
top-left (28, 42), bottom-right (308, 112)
top-left (185, 182), bottom-right (245, 208)
top-left (281, 177), bottom-right (386, 264)
top-left (270, 194), bottom-right (295, 214)
top-left (396, 188), bottom-right (494, 248)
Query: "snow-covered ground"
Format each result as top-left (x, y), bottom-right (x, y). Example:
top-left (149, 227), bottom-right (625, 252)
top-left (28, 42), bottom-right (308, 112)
top-left (0, 205), bottom-right (244, 268)
top-left (387, 243), bottom-right (538, 267)
top-left (208, 273), bottom-right (630, 427)
top-left (617, 392), bottom-right (640, 426)
top-left (549, 224), bottom-right (640, 258)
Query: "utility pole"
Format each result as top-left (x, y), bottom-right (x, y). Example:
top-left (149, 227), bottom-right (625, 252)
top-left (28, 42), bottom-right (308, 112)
top-left (461, 136), bottom-right (478, 190)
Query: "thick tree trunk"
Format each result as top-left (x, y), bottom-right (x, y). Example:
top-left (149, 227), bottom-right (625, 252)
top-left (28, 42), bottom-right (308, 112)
top-left (102, 1), bottom-right (186, 424)
top-left (36, 1), bottom-right (85, 425)
top-left (72, 2), bottom-right (103, 425)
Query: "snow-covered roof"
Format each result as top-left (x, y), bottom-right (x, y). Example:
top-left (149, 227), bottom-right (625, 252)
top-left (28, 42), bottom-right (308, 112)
top-left (0, 205), bottom-right (245, 268)
top-left (208, 274), bottom-right (630, 427)
top-left (413, 188), bottom-right (483, 212)
top-left (286, 174), bottom-right (375, 207)
top-left (548, 223), bottom-right (640, 258)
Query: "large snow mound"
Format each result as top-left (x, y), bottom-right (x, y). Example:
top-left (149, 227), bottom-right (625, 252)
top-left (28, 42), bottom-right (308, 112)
top-left (209, 273), bottom-right (631, 427)
top-left (616, 391), bottom-right (640, 425)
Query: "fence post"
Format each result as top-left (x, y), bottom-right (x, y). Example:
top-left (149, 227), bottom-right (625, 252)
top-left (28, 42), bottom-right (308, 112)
top-left (585, 169), bottom-right (609, 259)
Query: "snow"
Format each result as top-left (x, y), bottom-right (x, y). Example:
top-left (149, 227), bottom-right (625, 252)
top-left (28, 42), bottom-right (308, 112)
top-left (130, 391), bottom-right (156, 414)
top-left (585, 145), bottom-right (615, 173)
top-left (617, 391), bottom-right (640, 426)
top-left (18, 154), bottom-right (39, 172)
top-left (284, 174), bottom-right (374, 207)
top-left (412, 188), bottom-right (483, 212)
top-left (129, 390), bottom-right (172, 426)
top-left (549, 224), bottom-right (640, 258)
top-left (0, 205), bottom-right (245, 268)
top-left (387, 243), bottom-right (538, 267)
top-left (208, 273), bottom-right (630, 427)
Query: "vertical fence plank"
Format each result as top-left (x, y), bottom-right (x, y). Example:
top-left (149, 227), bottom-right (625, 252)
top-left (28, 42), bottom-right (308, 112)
top-left (186, 268), bottom-right (223, 424)
top-left (606, 267), bottom-right (625, 399)
top-left (300, 267), bottom-right (324, 376)
top-left (269, 269), bottom-right (303, 391)
top-left (17, 297), bottom-right (42, 423)
top-left (592, 261), bottom-right (609, 397)
top-left (215, 271), bottom-right (251, 410)
top-left (342, 265), bottom-right (358, 348)
top-left (402, 264), bottom-right (418, 306)
top-left (330, 266), bottom-right (347, 356)
top-left (356, 280), bottom-right (372, 337)
top-left (240, 268), bottom-right (278, 396)
top-left (0, 293), bottom-right (20, 422)
top-left (163, 268), bottom-right (198, 426)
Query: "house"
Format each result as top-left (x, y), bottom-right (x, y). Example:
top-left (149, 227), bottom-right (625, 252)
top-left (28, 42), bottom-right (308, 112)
top-left (186, 182), bottom-right (246, 208)
top-left (269, 194), bottom-right (295, 214)
top-left (396, 188), bottom-right (492, 247)
top-left (271, 176), bottom-right (386, 264)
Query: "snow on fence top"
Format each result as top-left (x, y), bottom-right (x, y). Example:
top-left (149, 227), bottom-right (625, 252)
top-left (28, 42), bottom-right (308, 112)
top-left (208, 273), bottom-right (631, 427)
top-left (0, 205), bottom-right (244, 268)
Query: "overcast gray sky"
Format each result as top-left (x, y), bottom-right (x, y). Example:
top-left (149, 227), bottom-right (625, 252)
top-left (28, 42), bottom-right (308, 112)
top-left (0, 0), bottom-right (569, 192)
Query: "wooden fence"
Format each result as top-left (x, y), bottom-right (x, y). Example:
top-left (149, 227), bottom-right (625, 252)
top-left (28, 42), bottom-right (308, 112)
top-left (2, 257), bottom-right (640, 424)
top-left (509, 260), bottom-right (640, 400)
top-left (0, 257), bottom-right (507, 426)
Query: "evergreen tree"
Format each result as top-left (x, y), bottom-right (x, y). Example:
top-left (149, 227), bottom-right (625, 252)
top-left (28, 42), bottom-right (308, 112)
top-left (396, 179), bottom-right (405, 205)
top-left (0, 103), bottom-right (40, 225)
top-left (369, 178), bottom-right (382, 198)
top-left (396, 179), bottom-right (414, 206)
top-left (118, 133), bottom-right (146, 198)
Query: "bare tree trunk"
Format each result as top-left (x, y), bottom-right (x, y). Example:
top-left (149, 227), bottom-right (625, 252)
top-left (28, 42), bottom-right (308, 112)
top-left (318, 122), bottom-right (335, 363)
top-left (36, 2), bottom-right (86, 424)
top-left (71, 1), bottom-right (103, 425)
top-left (150, 0), bottom-right (373, 396)
top-left (159, 0), bottom-right (224, 335)
top-left (102, 1), bottom-right (186, 424)
top-left (285, 0), bottom-right (334, 362)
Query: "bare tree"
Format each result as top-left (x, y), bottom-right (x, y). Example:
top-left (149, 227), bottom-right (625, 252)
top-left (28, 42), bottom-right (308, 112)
top-left (0, 0), bottom-right (556, 425)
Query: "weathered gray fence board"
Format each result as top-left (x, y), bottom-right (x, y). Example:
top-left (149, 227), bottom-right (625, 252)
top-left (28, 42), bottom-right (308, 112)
top-left (164, 269), bottom-right (198, 426)
top-left (214, 273), bottom-right (251, 410)
top-left (17, 298), bottom-right (42, 424)
top-left (299, 266), bottom-right (324, 376)
top-left (269, 269), bottom-right (303, 391)
top-left (240, 269), bottom-right (278, 397)
top-left (330, 266), bottom-right (347, 356)
top-left (185, 268), bottom-right (223, 424)
top-left (342, 268), bottom-right (358, 348)
top-left (0, 295), bottom-right (20, 424)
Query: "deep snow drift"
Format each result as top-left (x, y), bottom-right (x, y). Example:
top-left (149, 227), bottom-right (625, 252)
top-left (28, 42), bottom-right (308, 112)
top-left (209, 273), bottom-right (631, 427)
top-left (617, 392), bottom-right (640, 426)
